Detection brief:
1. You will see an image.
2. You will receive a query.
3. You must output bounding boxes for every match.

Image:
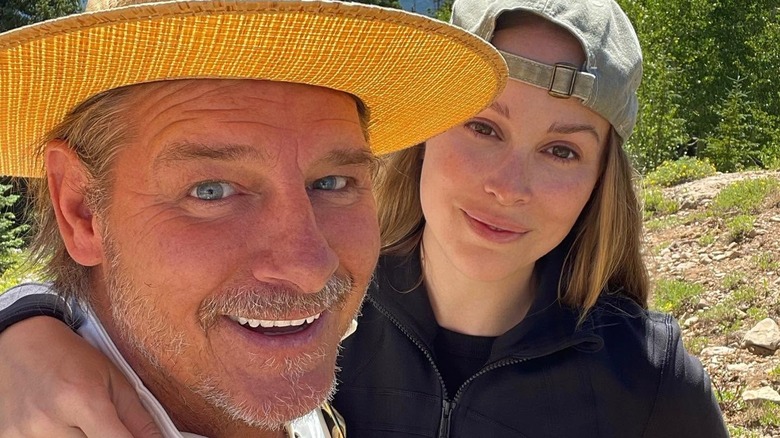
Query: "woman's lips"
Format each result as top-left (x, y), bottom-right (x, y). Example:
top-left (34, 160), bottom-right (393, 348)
top-left (462, 210), bottom-right (528, 243)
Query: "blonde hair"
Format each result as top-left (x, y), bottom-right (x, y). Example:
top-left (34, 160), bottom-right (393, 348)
top-left (28, 86), bottom-right (137, 302)
top-left (375, 129), bottom-right (649, 315)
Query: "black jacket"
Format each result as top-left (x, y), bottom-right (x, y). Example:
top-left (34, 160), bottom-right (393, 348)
top-left (333, 244), bottom-right (728, 438)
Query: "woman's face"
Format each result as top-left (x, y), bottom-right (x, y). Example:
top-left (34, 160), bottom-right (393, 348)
top-left (419, 18), bottom-right (610, 284)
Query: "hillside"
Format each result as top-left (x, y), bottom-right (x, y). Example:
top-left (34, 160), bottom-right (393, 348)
top-left (644, 170), bottom-right (780, 436)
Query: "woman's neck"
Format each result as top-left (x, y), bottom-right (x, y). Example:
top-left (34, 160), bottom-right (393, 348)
top-left (420, 230), bottom-right (537, 337)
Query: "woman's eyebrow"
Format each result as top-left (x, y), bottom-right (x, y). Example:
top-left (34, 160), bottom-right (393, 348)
top-left (548, 122), bottom-right (601, 143)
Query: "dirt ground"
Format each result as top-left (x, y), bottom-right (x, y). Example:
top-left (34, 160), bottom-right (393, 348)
top-left (644, 170), bottom-right (780, 436)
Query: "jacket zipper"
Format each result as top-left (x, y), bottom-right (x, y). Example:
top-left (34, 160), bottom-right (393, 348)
top-left (370, 297), bottom-right (529, 438)
top-left (439, 399), bottom-right (455, 438)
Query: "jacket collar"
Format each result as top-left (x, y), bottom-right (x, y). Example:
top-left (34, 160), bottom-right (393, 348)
top-left (368, 238), bottom-right (603, 362)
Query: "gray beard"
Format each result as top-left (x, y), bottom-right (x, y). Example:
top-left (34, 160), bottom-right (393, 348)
top-left (100, 233), bottom-right (358, 430)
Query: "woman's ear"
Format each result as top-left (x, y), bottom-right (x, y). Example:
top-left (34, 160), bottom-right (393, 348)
top-left (45, 140), bottom-right (103, 267)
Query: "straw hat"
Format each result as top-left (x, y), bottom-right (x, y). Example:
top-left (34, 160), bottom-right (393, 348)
top-left (0, 0), bottom-right (507, 177)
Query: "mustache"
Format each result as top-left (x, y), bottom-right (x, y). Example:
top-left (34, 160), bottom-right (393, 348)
top-left (198, 275), bottom-right (354, 330)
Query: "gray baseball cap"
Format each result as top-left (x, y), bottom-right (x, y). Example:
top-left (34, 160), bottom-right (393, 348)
top-left (451, 0), bottom-right (643, 142)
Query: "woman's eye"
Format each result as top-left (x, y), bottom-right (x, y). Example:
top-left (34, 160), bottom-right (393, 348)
top-left (547, 145), bottom-right (578, 160)
top-left (465, 121), bottom-right (497, 137)
top-left (311, 176), bottom-right (348, 191)
top-left (189, 181), bottom-right (236, 200)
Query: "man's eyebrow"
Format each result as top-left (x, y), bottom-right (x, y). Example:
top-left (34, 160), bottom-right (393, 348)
top-left (154, 142), bottom-right (268, 167)
top-left (316, 148), bottom-right (379, 170)
top-left (548, 122), bottom-right (601, 143)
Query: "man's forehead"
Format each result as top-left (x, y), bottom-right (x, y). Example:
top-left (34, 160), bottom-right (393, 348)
top-left (125, 79), bottom-right (358, 110)
top-left (104, 79), bottom-right (370, 171)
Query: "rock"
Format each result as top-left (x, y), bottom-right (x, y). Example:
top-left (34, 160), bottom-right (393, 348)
top-left (683, 316), bottom-right (699, 328)
top-left (676, 262), bottom-right (697, 272)
top-left (770, 215), bottom-right (780, 222)
top-left (713, 253), bottom-right (728, 261)
top-left (700, 346), bottom-right (735, 356)
top-left (727, 363), bottom-right (750, 372)
top-left (700, 254), bottom-right (712, 264)
top-left (743, 386), bottom-right (780, 404)
top-left (744, 318), bottom-right (780, 354)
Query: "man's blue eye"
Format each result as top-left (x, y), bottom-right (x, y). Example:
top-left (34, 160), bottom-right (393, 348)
top-left (312, 176), bottom-right (347, 191)
top-left (189, 182), bottom-right (236, 200)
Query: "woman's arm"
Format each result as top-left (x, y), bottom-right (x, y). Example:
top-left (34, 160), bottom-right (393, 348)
top-left (0, 315), bottom-right (162, 437)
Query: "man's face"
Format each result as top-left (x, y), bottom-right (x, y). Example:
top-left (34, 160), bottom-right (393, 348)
top-left (88, 80), bottom-right (379, 433)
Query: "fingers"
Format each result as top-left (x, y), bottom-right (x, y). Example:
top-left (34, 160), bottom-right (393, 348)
top-left (110, 375), bottom-right (164, 438)
top-left (0, 317), bottom-right (159, 437)
top-left (0, 425), bottom-right (88, 438)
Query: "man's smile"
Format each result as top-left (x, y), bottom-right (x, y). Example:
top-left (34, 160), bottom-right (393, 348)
top-left (228, 313), bottom-right (322, 335)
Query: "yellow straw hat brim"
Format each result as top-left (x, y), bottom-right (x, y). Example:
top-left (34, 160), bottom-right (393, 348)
top-left (0, 0), bottom-right (506, 177)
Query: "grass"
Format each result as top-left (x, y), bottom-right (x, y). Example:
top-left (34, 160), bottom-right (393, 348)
top-left (712, 177), bottom-right (780, 216)
top-left (699, 303), bottom-right (744, 335)
top-left (643, 187), bottom-right (680, 218)
top-left (698, 232), bottom-right (717, 247)
top-left (722, 273), bottom-right (745, 291)
top-left (726, 214), bottom-right (756, 242)
top-left (768, 365), bottom-right (780, 382)
top-left (746, 306), bottom-right (769, 323)
top-left (728, 425), bottom-right (762, 438)
top-left (684, 336), bottom-right (709, 356)
top-left (645, 215), bottom-right (685, 231)
top-left (743, 401), bottom-right (780, 428)
top-left (651, 279), bottom-right (704, 315)
top-left (753, 252), bottom-right (779, 272)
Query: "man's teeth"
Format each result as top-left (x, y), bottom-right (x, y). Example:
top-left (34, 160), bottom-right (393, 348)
top-left (229, 313), bottom-right (321, 328)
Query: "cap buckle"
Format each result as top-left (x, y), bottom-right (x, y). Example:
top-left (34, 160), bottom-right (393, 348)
top-left (548, 63), bottom-right (578, 99)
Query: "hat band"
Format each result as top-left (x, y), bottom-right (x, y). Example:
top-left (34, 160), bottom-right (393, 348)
top-left (499, 49), bottom-right (595, 100)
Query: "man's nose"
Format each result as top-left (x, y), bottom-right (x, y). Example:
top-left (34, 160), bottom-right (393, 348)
top-left (483, 152), bottom-right (532, 206)
top-left (249, 189), bottom-right (340, 294)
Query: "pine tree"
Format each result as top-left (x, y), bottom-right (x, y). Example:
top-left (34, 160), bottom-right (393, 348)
top-left (0, 0), bottom-right (81, 32)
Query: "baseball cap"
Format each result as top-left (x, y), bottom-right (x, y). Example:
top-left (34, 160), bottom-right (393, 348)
top-left (451, 0), bottom-right (643, 142)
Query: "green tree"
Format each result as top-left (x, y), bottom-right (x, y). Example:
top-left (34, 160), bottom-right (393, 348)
top-left (618, 0), bottom-right (780, 173)
top-left (704, 77), bottom-right (772, 172)
top-left (626, 50), bottom-right (687, 173)
top-left (0, 183), bottom-right (28, 274)
top-left (0, 0), bottom-right (81, 32)
top-left (434, 0), bottom-right (453, 21)
top-left (349, 0), bottom-right (402, 9)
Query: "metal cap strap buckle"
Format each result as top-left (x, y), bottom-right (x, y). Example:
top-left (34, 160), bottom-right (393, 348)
top-left (548, 63), bottom-right (578, 98)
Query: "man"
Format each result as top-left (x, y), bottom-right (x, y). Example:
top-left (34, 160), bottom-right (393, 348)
top-left (0, 0), bottom-right (506, 436)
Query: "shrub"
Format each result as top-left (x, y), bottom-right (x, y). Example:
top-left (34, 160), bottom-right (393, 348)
top-left (726, 214), bottom-right (756, 242)
top-left (651, 279), bottom-right (704, 316)
top-left (642, 187), bottom-right (680, 217)
top-left (712, 177), bottom-right (780, 215)
top-left (644, 157), bottom-right (717, 187)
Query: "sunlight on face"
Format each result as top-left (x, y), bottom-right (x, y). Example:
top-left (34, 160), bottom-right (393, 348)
top-left (90, 79), bottom-right (380, 434)
top-left (420, 16), bottom-right (609, 287)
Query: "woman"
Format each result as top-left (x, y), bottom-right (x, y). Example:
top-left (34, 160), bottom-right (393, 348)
top-left (0, 0), bottom-right (727, 436)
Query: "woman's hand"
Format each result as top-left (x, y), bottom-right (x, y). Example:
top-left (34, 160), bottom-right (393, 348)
top-left (0, 317), bottom-right (162, 437)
